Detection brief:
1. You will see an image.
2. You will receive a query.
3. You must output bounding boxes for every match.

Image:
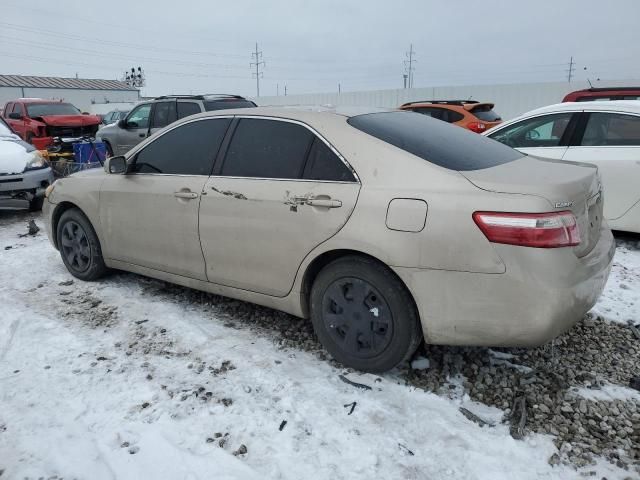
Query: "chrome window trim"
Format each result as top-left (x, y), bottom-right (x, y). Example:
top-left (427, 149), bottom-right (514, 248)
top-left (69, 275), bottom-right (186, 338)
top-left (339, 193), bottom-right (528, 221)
top-left (126, 114), bottom-right (361, 184)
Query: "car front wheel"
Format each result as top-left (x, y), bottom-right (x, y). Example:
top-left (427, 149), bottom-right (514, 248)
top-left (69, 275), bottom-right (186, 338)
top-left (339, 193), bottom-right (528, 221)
top-left (310, 255), bottom-right (422, 373)
top-left (56, 208), bottom-right (107, 281)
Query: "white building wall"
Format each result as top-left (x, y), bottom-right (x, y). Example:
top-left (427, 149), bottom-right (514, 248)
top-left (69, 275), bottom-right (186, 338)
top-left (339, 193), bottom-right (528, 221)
top-left (0, 87), bottom-right (139, 112)
top-left (255, 79), bottom-right (640, 121)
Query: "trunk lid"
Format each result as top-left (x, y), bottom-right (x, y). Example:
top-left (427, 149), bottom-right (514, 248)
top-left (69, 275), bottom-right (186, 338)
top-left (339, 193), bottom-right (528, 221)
top-left (461, 155), bottom-right (603, 257)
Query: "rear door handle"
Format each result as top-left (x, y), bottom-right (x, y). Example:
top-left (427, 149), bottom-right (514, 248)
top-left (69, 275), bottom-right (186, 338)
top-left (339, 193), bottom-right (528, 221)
top-left (174, 191), bottom-right (199, 199)
top-left (306, 198), bottom-right (342, 208)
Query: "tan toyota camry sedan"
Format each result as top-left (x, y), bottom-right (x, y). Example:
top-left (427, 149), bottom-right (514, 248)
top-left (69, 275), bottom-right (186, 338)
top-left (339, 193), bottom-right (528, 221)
top-left (43, 107), bottom-right (615, 372)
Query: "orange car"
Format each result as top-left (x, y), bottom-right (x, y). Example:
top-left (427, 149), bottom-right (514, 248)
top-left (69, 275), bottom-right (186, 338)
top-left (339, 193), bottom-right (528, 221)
top-left (399, 100), bottom-right (502, 133)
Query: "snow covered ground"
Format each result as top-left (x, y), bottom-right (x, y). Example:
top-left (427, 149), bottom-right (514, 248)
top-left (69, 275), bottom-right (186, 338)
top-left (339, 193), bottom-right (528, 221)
top-left (0, 211), bottom-right (638, 480)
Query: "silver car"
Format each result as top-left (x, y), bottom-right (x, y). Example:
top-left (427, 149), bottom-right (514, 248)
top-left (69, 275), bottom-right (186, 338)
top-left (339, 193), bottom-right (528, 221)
top-left (0, 117), bottom-right (54, 210)
top-left (43, 108), bottom-right (614, 372)
top-left (98, 94), bottom-right (256, 156)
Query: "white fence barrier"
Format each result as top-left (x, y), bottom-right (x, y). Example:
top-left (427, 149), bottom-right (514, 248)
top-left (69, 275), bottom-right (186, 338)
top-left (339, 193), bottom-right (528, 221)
top-left (254, 79), bottom-right (640, 121)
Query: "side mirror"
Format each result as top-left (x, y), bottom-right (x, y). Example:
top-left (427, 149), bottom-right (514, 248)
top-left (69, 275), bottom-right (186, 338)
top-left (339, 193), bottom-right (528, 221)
top-left (105, 155), bottom-right (127, 174)
top-left (117, 119), bottom-right (127, 128)
top-left (8, 112), bottom-right (22, 120)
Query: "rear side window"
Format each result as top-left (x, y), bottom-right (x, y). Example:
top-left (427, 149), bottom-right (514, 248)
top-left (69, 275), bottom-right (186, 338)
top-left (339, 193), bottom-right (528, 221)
top-left (177, 102), bottom-right (201, 119)
top-left (489, 113), bottom-right (573, 148)
top-left (221, 118), bottom-right (313, 179)
top-left (471, 105), bottom-right (501, 122)
top-left (151, 101), bottom-right (177, 128)
top-left (132, 118), bottom-right (231, 175)
top-left (303, 138), bottom-right (356, 182)
top-left (348, 111), bottom-right (522, 171)
top-left (204, 99), bottom-right (257, 111)
top-left (581, 113), bottom-right (640, 146)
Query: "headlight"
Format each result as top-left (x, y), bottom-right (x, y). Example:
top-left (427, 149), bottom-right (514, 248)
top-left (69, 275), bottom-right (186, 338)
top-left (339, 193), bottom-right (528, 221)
top-left (23, 151), bottom-right (48, 172)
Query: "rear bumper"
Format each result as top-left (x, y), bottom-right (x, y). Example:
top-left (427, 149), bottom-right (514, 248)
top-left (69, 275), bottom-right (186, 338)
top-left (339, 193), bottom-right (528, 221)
top-left (393, 224), bottom-right (615, 347)
top-left (0, 167), bottom-right (54, 209)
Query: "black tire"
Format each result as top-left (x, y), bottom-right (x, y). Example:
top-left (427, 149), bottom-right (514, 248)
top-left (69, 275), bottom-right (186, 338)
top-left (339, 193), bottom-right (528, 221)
top-left (310, 255), bottom-right (422, 373)
top-left (56, 208), bottom-right (107, 281)
top-left (29, 196), bottom-right (44, 211)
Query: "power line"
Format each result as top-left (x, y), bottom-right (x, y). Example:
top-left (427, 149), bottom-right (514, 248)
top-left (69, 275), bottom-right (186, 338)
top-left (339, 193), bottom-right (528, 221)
top-left (567, 56), bottom-right (575, 82)
top-left (404, 44), bottom-right (416, 88)
top-left (250, 43), bottom-right (265, 97)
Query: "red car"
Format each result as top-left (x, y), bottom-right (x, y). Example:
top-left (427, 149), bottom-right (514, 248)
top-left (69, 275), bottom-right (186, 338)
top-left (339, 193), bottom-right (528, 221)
top-left (2, 99), bottom-right (101, 149)
top-left (562, 87), bottom-right (640, 102)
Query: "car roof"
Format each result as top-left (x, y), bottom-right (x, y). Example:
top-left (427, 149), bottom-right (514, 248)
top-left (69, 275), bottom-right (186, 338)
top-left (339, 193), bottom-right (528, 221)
top-left (524, 100), bottom-right (640, 116)
top-left (188, 105), bottom-right (394, 122)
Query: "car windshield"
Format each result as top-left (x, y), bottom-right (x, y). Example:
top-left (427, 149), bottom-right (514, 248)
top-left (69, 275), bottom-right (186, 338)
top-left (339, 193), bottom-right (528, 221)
top-left (26, 103), bottom-right (81, 117)
top-left (203, 99), bottom-right (257, 111)
top-left (348, 111), bottom-right (522, 171)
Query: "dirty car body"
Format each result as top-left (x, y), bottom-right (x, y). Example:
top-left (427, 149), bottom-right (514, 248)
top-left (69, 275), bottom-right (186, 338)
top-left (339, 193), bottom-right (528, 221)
top-left (43, 107), bottom-right (614, 372)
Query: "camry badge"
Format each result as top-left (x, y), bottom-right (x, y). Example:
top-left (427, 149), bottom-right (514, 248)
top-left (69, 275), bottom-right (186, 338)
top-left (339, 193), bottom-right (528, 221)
top-left (554, 201), bottom-right (573, 208)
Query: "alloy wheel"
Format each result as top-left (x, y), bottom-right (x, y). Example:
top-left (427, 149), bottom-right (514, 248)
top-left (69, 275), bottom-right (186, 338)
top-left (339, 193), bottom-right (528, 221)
top-left (60, 220), bottom-right (91, 273)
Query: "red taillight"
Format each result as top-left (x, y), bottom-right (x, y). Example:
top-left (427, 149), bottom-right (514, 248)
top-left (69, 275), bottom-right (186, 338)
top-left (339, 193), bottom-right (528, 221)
top-left (473, 211), bottom-right (581, 248)
top-left (467, 121), bottom-right (487, 133)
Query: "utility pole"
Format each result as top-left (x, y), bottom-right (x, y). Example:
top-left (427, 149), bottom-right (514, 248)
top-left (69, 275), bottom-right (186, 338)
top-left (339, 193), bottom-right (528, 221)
top-left (250, 42), bottom-right (265, 97)
top-left (284, 85), bottom-right (287, 96)
top-left (567, 56), bottom-right (575, 83)
top-left (338, 83), bottom-right (341, 94)
top-left (277, 83), bottom-right (279, 96)
top-left (403, 74), bottom-right (408, 89)
top-left (404, 44), bottom-right (416, 88)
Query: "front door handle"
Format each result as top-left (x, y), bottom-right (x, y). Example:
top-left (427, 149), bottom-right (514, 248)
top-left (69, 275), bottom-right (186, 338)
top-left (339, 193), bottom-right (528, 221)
top-left (174, 191), bottom-right (199, 199)
top-left (306, 198), bottom-right (342, 208)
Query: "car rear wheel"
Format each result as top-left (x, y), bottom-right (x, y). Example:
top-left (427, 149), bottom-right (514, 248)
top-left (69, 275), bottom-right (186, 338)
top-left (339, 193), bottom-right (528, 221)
top-left (56, 208), bottom-right (107, 281)
top-left (310, 255), bottom-right (422, 372)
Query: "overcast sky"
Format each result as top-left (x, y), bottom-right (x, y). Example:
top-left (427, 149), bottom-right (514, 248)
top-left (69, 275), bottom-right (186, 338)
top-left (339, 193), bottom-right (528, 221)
top-left (2, 0), bottom-right (639, 98)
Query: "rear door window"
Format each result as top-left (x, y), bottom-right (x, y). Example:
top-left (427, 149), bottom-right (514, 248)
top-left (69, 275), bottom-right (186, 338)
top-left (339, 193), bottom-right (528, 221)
top-left (151, 101), bottom-right (177, 128)
top-left (303, 138), bottom-right (356, 182)
top-left (132, 118), bottom-right (231, 175)
top-left (489, 113), bottom-right (574, 148)
top-left (348, 111), bottom-right (522, 171)
top-left (177, 102), bottom-right (201, 119)
top-left (580, 113), bottom-right (640, 146)
top-left (221, 118), bottom-right (313, 179)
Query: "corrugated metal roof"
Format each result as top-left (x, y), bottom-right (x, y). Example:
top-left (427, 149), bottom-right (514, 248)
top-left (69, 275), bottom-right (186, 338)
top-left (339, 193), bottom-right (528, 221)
top-left (0, 74), bottom-right (138, 91)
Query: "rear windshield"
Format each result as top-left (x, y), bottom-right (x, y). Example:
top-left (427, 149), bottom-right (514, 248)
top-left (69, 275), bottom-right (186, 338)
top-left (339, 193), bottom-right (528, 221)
top-left (203, 99), bottom-right (257, 111)
top-left (26, 103), bottom-right (80, 117)
top-left (470, 104), bottom-right (502, 122)
top-left (347, 111), bottom-right (522, 171)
